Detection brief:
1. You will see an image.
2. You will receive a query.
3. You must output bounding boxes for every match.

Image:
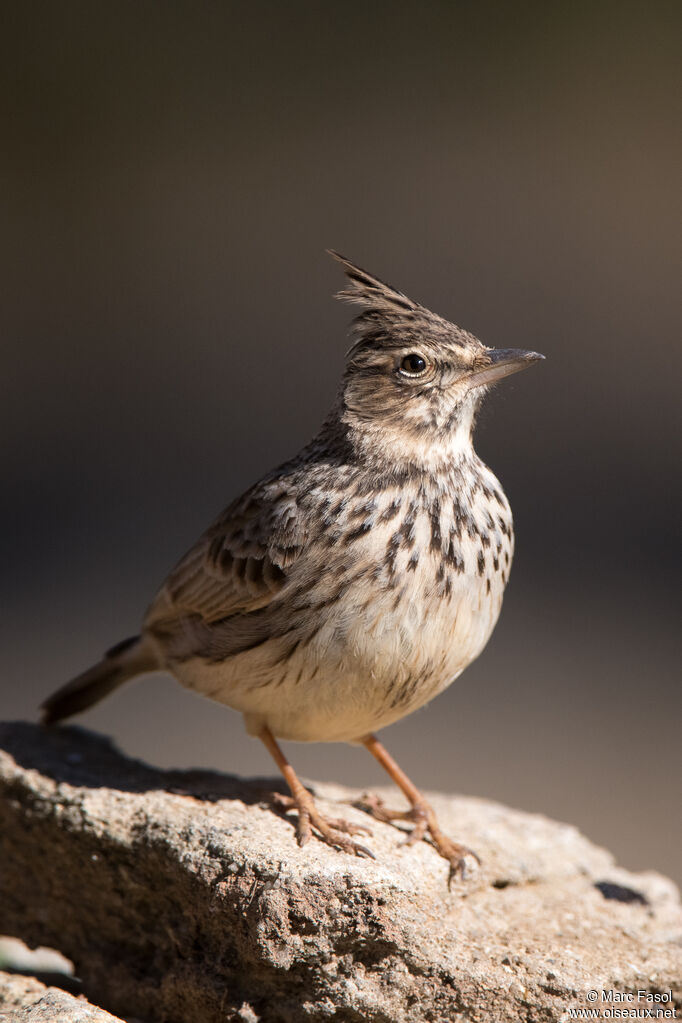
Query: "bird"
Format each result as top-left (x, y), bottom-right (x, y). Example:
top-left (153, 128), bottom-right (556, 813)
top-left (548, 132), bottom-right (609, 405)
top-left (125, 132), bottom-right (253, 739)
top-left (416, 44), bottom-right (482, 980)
top-left (41, 251), bottom-right (544, 880)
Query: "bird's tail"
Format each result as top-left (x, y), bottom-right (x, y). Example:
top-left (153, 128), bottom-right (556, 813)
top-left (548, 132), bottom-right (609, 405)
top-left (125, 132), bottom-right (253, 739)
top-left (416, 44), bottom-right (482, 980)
top-left (40, 635), bottom-right (159, 725)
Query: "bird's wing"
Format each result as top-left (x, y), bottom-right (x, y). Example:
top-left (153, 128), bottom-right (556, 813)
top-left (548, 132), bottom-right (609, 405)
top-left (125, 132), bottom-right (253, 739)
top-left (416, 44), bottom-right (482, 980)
top-left (144, 479), bottom-right (308, 634)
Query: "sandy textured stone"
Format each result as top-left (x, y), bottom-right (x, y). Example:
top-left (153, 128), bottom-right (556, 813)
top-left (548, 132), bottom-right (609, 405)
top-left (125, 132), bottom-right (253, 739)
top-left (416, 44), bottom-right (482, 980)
top-left (0, 722), bottom-right (680, 1023)
top-left (0, 970), bottom-right (124, 1021)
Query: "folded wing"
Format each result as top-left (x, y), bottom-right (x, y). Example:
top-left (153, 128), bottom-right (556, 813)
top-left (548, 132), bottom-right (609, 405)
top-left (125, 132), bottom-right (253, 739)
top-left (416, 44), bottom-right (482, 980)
top-left (144, 480), bottom-right (308, 661)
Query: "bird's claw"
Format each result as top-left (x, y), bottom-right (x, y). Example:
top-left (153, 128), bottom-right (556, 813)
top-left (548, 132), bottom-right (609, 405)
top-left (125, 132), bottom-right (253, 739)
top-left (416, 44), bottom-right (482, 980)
top-left (443, 842), bottom-right (480, 886)
top-left (354, 791), bottom-right (479, 882)
top-left (272, 791), bottom-right (375, 859)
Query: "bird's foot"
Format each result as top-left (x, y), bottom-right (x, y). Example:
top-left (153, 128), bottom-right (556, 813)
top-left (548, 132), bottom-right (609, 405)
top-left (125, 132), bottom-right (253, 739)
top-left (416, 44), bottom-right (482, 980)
top-left (272, 791), bottom-right (374, 859)
top-left (355, 793), bottom-right (479, 883)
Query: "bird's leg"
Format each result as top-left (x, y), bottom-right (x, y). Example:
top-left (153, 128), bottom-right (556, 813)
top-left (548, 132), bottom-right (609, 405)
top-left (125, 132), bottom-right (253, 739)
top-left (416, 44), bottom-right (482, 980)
top-left (357, 733), bottom-right (479, 881)
top-left (258, 726), bottom-right (374, 858)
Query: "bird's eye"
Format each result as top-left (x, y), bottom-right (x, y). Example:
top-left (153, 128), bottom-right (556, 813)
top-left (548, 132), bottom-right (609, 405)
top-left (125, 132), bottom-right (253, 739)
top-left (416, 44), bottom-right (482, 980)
top-left (399, 353), bottom-right (428, 376)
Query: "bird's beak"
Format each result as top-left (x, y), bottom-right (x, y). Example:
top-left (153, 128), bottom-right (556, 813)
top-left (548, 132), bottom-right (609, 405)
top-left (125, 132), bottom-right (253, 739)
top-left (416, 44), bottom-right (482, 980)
top-left (467, 348), bottom-right (545, 390)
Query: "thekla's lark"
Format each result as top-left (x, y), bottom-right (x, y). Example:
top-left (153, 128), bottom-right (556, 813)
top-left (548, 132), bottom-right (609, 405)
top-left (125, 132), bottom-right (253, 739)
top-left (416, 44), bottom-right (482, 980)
top-left (42, 252), bottom-right (544, 879)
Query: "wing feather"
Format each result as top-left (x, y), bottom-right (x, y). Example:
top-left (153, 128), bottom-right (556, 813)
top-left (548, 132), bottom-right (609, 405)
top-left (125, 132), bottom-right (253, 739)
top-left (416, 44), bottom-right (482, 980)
top-left (144, 481), bottom-right (308, 635)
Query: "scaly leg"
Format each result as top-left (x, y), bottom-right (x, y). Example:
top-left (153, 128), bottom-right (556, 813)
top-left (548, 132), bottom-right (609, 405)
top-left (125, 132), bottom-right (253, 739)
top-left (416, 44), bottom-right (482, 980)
top-left (357, 733), bottom-right (479, 881)
top-left (259, 726), bottom-right (374, 858)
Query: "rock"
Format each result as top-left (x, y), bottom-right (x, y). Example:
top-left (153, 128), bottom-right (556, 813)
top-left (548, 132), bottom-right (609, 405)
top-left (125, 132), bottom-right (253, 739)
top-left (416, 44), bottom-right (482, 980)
top-left (0, 721), bottom-right (680, 1023)
top-left (0, 970), bottom-right (124, 1021)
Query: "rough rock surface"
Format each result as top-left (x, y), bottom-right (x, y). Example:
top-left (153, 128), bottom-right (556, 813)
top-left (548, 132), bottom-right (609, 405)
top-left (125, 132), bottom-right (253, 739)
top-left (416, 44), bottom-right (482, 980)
top-left (0, 970), bottom-right (124, 1021)
top-left (0, 722), bottom-right (680, 1023)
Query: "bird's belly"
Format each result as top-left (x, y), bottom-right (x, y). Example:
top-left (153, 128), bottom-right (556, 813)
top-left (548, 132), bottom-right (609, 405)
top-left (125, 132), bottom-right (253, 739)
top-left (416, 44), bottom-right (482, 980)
top-left (171, 550), bottom-right (506, 743)
top-left (323, 564), bottom-right (503, 730)
top-left (171, 477), bottom-right (514, 742)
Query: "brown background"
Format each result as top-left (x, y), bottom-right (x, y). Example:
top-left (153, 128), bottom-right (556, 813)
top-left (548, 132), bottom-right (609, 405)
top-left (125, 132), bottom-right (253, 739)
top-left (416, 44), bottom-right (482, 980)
top-left (2, 3), bottom-right (680, 884)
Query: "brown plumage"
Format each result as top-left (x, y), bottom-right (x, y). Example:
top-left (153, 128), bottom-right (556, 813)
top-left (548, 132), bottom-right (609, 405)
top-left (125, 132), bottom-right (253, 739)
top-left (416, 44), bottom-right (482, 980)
top-left (42, 252), bottom-right (544, 880)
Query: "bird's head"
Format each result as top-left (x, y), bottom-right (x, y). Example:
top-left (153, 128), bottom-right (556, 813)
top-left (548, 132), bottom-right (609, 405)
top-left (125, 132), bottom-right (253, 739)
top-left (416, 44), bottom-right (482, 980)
top-left (330, 251), bottom-right (544, 467)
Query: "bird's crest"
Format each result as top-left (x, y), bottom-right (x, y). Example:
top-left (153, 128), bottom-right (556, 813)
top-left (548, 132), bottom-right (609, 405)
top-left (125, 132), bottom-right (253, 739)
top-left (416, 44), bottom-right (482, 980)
top-left (328, 250), bottom-right (419, 314)
top-left (328, 250), bottom-right (461, 359)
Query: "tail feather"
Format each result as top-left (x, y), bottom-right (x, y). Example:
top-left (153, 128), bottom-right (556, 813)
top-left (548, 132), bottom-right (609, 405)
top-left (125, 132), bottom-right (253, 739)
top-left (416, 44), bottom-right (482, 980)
top-left (41, 635), bottom-right (158, 725)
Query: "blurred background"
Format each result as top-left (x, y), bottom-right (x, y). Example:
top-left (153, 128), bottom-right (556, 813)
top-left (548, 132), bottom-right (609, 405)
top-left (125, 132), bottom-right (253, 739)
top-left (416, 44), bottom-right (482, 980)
top-left (1, 2), bottom-right (680, 885)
